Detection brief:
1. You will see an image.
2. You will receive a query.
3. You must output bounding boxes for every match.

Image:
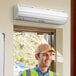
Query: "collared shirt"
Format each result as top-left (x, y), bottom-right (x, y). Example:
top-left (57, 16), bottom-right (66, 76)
top-left (34, 65), bottom-right (49, 76)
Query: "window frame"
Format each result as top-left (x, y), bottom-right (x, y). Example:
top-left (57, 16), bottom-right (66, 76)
top-left (14, 25), bottom-right (56, 72)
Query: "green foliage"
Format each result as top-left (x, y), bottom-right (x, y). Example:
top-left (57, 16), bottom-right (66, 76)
top-left (13, 32), bottom-right (40, 68)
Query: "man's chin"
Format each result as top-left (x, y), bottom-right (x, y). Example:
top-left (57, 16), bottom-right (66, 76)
top-left (44, 64), bottom-right (50, 68)
top-left (46, 62), bottom-right (50, 65)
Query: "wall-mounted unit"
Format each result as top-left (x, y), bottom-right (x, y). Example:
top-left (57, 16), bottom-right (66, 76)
top-left (13, 4), bottom-right (68, 25)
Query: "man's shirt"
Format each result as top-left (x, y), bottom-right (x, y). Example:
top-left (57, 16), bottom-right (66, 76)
top-left (34, 65), bottom-right (49, 76)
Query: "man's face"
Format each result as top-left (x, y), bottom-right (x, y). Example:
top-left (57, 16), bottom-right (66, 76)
top-left (37, 51), bottom-right (52, 68)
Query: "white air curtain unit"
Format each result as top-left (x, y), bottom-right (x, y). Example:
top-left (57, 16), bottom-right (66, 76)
top-left (13, 4), bottom-right (68, 25)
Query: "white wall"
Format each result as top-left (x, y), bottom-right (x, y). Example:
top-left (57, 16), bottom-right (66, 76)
top-left (0, 33), bottom-right (5, 76)
top-left (0, 0), bottom-right (70, 76)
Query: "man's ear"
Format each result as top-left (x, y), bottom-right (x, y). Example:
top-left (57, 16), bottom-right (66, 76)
top-left (35, 54), bottom-right (39, 60)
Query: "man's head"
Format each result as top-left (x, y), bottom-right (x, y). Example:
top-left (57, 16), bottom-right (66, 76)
top-left (35, 43), bottom-right (55, 68)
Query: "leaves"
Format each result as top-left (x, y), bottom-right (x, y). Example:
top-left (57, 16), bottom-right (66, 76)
top-left (13, 32), bottom-right (40, 68)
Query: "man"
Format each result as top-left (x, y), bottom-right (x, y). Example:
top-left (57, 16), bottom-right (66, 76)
top-left (20, 43), bottom-right (59, 76)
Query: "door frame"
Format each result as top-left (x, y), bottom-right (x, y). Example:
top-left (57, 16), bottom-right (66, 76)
top-left (71, 0), bottom-right (76, 76)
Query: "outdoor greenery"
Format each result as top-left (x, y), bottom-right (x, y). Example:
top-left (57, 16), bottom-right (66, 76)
top-left (13, 32), bottom-right (42, 68)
